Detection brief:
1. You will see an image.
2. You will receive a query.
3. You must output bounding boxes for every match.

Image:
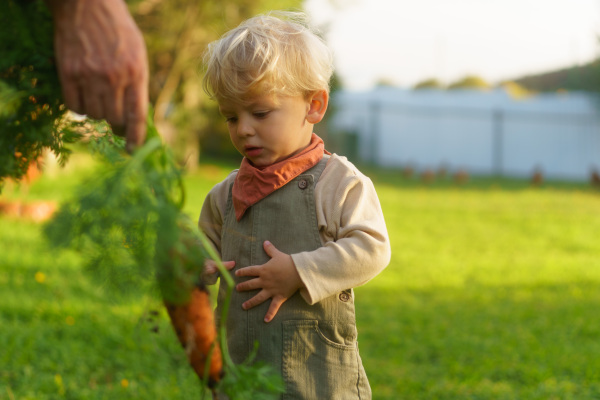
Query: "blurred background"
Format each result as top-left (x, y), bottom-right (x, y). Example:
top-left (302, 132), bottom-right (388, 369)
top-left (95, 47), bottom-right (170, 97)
top-left (134, 0), bottom-right (600, 184)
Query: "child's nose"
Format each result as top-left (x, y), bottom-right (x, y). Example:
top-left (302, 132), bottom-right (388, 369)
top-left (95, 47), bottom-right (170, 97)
top-left (236, 116), bottom-right (254, 137)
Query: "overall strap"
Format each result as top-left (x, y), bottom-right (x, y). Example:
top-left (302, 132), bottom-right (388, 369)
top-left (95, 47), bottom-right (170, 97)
top-left (307, 154), bottom-right (330, 183)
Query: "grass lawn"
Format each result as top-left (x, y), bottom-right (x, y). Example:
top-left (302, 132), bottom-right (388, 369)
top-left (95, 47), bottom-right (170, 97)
top-left (2, 153), bottom-right (600, 399)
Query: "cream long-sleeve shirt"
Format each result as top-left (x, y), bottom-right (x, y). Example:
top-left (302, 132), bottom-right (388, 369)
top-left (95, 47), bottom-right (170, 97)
top-left (199, 154), bottom-right (391, 305)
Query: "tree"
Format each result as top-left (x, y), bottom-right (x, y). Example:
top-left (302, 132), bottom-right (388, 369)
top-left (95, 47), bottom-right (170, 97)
top-left (413, 78), bottom-right (443, 90)
top-left (374, 77), bottom-right (397, 88)
top-left (513, 59), bottom-right (600, 93)
top-left (128, 0), bottom-right (303, 166)
top-left (499, 81), bottom-right (532, 99)
top-left (447, 75), bottom-right (490, 91)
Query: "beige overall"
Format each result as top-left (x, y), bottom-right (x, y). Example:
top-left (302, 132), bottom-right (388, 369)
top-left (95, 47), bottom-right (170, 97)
top-left (217, 156), bottom-right (372, 399)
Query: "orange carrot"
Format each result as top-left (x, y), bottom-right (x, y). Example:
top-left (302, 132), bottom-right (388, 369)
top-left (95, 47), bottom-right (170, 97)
top-left (164, 284), bottom-right (223, 388)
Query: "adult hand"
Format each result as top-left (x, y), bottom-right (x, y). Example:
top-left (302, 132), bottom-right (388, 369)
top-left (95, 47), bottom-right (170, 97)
top-left (235, 241), bottom-right (304, 323)
top-left (47, 0), bottom-right (149, 152)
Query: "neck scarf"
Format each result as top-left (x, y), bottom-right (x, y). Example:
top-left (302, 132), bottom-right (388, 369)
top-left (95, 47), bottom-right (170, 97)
top-left (232, 133), bottom-right (329, 221)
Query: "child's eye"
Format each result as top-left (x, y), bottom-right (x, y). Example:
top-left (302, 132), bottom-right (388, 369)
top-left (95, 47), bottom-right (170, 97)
top-left (253, 111), bottom-right (270, 119)
top-left (225, 116), bottom-right (237, 123)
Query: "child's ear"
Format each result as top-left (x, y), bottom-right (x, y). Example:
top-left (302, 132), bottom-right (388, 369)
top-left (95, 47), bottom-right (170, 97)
top-left (306, 90), bottom-right (329, 124)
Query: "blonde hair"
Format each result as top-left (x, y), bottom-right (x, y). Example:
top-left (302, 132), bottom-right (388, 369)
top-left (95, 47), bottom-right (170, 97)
top-left (203, 11), bottom-right (333, 103)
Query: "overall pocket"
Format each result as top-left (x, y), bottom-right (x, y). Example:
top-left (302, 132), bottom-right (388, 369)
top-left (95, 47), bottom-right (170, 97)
top-left (282, 320), bottom-right (369, 400)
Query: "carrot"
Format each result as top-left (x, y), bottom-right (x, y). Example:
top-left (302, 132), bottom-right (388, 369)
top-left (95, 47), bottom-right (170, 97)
top-left (164, 284), bottom-right (223, 388)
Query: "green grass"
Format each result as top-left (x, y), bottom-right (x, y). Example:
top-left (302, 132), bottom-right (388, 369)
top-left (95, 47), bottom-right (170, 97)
top-left (2, 154), bottom-right (600, 399)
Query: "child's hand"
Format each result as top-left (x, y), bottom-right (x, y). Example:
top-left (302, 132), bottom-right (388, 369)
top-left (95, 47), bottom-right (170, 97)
top-left (234, 241), bottom-right (304, 323)
top-left (204, 259), bottom-right (236, 276)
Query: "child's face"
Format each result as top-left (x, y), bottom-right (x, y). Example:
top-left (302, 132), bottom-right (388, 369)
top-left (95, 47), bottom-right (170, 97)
top-left (218, 94), bottom-right (314, 167)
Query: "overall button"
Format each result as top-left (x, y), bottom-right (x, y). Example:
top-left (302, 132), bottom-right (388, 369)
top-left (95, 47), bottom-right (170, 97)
top-left (298, 179), bottom-right (308, 189)
top-left (339, 292), bottom-right (350, 302)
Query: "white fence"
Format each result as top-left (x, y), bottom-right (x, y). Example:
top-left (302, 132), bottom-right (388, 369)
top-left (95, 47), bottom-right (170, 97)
top-left (329, 88), bottom-right (600, 181)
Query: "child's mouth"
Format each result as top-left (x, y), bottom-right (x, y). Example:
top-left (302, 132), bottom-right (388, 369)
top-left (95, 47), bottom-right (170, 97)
top-left (245, 147), bottom-right (263, 157)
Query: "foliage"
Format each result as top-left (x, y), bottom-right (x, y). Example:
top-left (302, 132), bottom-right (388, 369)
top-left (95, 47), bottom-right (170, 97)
top-left (43, 124), bottom-right (191, 302)
top-left (127, 0), bottom-right (303, 161)
top-left (3, 163), bottom-right (600, 399)
top-left (514, 59), bottom-right (600, 93)
top-left (447, 74), bottom-right (491, 91)
top-left (375, 77), bottom-right (398, 88)
top-left (219, 347), bottom-right (285, 400)
top-left (42, 118), bottom-right (283, 398)
top-left (413, 78), bottom-right (444, 90)
top-left (362, 176), bottom-right (600, 399)
top-left (1, 0), bottom-right (304, 396)
top-left (500, 81), bottom-right (533, 100)
top-left (197, 102), bottom-right (243, 161)
top-left (0, 0), bottom-right (305, 183)
top-left (0, 0), bottom-right (82, 184)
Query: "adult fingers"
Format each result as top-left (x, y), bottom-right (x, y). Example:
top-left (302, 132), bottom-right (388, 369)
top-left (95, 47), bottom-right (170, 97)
top-left (80, 78), bottom-right (106, 121)
top-left (60, 80), bottom-right (84, 115)
top-left (83, 92), bottom-right (105, 121)
top-left (105, 85), bottom-right (125, 128)
top-left (123, 68), bottom-right (148, 153)
top-left (264, 297), bottom-right (285, 323)
top-left (55, 53), bottom-right (85, 115)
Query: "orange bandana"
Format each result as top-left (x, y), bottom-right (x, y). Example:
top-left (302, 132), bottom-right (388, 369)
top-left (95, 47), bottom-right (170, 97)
top-left (232, 133), bottom-right (330, 221)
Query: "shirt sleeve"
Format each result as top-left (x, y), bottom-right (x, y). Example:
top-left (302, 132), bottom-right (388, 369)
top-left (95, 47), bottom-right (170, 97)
top-left (291, 155), bottom-right (391, 305)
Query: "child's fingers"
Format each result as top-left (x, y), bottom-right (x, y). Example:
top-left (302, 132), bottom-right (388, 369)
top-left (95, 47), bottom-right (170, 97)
top-left (204, 260), bottom-right (235, 274)
top-left (235, 265), bottom-right (259, 278)
top-left (264, 296), bottom-right (285, 323)
top-left (236, 277), bottom-right (262, 292)
top-left (223, 260), bottom-right (236, 270)
top-left (262, 240), bottom-right (280, 257)
top-left (204, 261), bottom-right (217, 274)
top-left (241, 290), bottom-right (270, 310)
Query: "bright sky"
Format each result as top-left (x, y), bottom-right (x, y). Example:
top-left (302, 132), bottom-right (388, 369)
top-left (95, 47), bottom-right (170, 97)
top-left (303, 0), bottom-right (600, 90)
